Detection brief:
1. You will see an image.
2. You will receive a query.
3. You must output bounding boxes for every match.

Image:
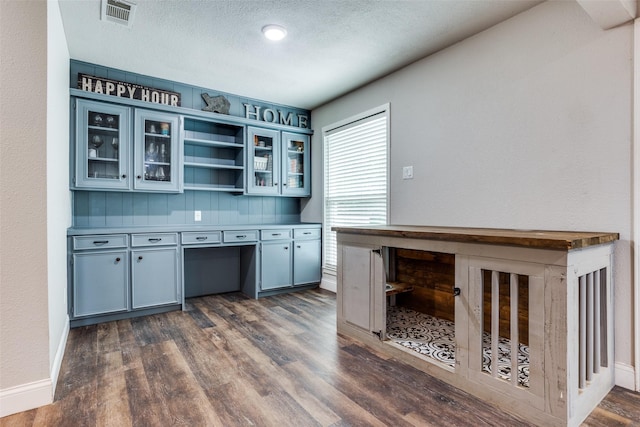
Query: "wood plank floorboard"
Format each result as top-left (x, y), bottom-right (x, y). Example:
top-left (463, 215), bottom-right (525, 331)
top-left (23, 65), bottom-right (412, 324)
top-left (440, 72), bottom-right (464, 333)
top-left (2, 289), bottom-right (640, 427)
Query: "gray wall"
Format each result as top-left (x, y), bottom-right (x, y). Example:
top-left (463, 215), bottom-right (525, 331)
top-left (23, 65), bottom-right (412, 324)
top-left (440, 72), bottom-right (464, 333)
top-left (305, 0), bottom-right (635, 369)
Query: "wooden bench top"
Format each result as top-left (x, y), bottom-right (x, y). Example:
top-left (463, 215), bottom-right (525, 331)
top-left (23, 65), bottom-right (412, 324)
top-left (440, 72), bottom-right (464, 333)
top-left (332, 225), bottom-right (619, 250)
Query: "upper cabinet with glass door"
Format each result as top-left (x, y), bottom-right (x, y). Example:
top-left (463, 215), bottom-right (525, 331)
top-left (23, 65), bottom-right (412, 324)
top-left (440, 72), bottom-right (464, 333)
top-left (281, 132), bottom-right (310, 197)
top-left (247, 127), bottom-right (280, 196)
top-left (134, 109), bottom-right (181, 192)
top-left (74, 99), bottom-right (130, 190)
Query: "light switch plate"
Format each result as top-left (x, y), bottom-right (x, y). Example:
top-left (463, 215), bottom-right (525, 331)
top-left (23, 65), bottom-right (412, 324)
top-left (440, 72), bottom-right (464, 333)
top-left (402, 166), bottom-right (414, 180)
top-left (194, 210), bottom-right (202, 221)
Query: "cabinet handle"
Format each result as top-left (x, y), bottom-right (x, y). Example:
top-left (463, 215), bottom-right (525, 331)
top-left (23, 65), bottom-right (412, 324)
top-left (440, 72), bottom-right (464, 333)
top-left (93, 240), bottom-right (109, 245)
top-left (271, 233), bottom-right (281, 236)
top-left (303, 232), bottom-right (312, 235)
top-left (296, 245), bottom-right (301, 248)
top-left (138, 256), bottom-right (143, 261)
top-left (115, 257), bottom-right (121, 262)
top-left (148, 238), bottom-right (162, 243)
top-left (283, 183), bottom-right (287, 186)
top-left (196, 236), bottom-right (208, 241)
top-left (236, 235), bottom-right (246, 239)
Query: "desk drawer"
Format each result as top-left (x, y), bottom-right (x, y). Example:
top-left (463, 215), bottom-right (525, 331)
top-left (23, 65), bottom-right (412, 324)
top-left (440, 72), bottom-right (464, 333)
top-left (261, 229), bottom-right (292, 241)
top-left (223, 230), bottom-right (258, 243)
top-left (294, 228), bottom-right (321, 240)
top-left (182, 231), bottom-right (222, 245)
top-left (73, 234), bottom-right (128, 250)
top-left (131, 233), bottom-right (178, 247)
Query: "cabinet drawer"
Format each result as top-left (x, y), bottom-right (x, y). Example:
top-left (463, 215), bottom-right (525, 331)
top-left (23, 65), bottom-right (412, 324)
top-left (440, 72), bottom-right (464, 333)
top-left (182, 231), bottom-right (222, 245)
top-left (223, 230), bottom-right (258, 243)
top-left (261, 229), bottom-right (292, 241)
top-left (294, 228), bottom-right (321, 240)
top-left (73, 234), bottom-right (128, 250)
top-left (131, 233), bottom-right (178, 247)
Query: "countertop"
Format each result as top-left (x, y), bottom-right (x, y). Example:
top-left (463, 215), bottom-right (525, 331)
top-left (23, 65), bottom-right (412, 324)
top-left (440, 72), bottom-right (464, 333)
top-left (68, 223), bottom-right (321, 236)
top-left (332, 225), bottom-right (619, 250)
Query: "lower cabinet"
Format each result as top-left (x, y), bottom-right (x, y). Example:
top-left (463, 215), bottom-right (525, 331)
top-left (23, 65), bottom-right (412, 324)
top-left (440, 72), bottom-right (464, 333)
top-left (70, 233), bottom-right (180, 326)
top-left (131, 247), bottom-right (179, 308)
top-left (259, 227), bottom-right (322, 293)
top-left (293, 239), bottom-right (321, 285)
top-left (73, 250), bottom-right (129, 317)
top-left (260, 241), bottom-right (293, 291)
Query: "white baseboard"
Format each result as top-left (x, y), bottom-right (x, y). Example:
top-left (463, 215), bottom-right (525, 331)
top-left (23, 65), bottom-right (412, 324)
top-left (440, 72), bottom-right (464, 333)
top-left (320, 274), bottom-right (337, 293)
top-left (50, 315), bottom-right (70, 396)
top-left (0, 379), bottom-right (53, 418)
top-left (615, 362), bottom-right (637, 390)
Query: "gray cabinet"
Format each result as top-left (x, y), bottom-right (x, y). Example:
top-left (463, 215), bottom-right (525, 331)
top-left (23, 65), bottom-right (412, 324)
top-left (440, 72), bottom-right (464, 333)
top-left (70, 232), bottom-right (180, 326)
top-left (71, 234), bottom-right (129, 318)
top-left (131, 247), bottom-right (180, 308)
top-left (247, 128), bottom-right (311, 197)
top-left (134, 109), bottom-right (181, 192)
top-left (260, 241), bottom-right (293, 291)
top-left (259, 226), bottom-right (321, 292)
top-left (73, 98), bottom-right (181, 193)
top-left (293, 240), bottom-right (321, 285)
top-left (74, 99), bottom-right (131, 190)
top-left (281, 132), bottom-right (310, 197)
top-left (247, 127), bottom-right (280, 195)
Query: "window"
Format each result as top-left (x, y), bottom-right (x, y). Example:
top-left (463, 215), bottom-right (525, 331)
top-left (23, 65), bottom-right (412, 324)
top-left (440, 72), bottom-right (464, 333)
top-left (323, 105), bottom-right (389, 273)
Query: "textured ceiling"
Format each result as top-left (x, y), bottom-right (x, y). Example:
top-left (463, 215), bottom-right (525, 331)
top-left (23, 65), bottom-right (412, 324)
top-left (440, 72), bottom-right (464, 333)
top-left (58, 0), bottom-right (543, 110)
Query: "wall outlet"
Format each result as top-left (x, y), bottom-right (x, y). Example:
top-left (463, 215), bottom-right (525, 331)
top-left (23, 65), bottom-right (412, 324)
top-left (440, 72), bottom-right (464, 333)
top-left (402, 166), bottom-right (414, 180)
top-left (194, 210), bottom-right (202, 221)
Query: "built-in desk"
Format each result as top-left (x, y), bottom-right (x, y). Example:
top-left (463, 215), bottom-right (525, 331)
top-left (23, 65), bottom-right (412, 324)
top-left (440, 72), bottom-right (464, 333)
top-left (334, 225), bottom-right (618, 427)
top-left (67, 223), bottom-right (321, 326)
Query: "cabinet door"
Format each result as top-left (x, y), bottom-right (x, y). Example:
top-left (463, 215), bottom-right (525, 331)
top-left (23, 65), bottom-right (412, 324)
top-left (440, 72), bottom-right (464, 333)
top-left (75, 99), bottom-right (130, 190)
top-left (260, 241), bottom-right (292, 290)
top-left (293, 239), bottom-right (321, 285)
top-left (281, 132), bottom-right (310, 197)
top-left (134, 110), bottom-right (181, 192)
top-left (73, 251), bottom-right (128, 317)
top-left (338, 244), bottom-right (386, 335)
top-left (247, 127), bottom-right (280, 195)
top-left (131, 248), bottom-right (180, 309)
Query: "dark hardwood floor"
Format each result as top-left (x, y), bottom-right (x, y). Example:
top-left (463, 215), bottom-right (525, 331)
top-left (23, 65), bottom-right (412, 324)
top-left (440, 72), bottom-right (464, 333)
top-left (2, 289), bottom-right (639, 426)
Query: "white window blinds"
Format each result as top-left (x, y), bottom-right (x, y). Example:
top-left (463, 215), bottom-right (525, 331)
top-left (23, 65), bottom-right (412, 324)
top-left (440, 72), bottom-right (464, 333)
top-left (323, 111), bottom-right (388, 272)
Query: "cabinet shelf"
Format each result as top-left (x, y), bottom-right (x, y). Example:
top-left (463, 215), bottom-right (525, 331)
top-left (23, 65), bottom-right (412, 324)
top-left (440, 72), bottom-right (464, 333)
top-left (184, 162), bottom-right (244, 171)
top-left (183, 183), bottom-right (244, 192)
top-left (89, 157), bottom-right (118, 163)
top-left (184, 138), bottom-right (243, 149)
top-left (183, 117), bottom-right (245, 192)
top-left (88, 125), bottom-right (118, 133)
top-left (144, 132), bottom-right (171, 139)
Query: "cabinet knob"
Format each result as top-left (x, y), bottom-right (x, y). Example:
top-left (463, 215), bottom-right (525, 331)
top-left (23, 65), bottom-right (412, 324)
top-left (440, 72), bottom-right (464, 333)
top-left (122, 174), bottom-right (126, 179)
top-left (284, 246), bottom-right (289, 250)
top-left (138, 256), bottom-right (143, 261)
top-left (296, 245), bottom-right (301, 249)
top-left (274, 182), bottom-right (278, 186)
top-left (115, 257), bottom-right (121, 262)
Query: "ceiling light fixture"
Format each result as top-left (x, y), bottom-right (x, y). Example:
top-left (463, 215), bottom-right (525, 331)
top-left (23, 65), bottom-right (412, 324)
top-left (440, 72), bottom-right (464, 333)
top-left (262, 24), bottom-right (287, 41)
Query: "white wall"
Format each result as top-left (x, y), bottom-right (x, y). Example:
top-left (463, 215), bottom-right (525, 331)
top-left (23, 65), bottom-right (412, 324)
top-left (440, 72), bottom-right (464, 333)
top-left (0, 0), bottom-right (70, 417)
top-left (47, 0), bottom-right (71, 395)
top-left (306, 0), bottom-right (635, 373)
top-left (0, 0), bottom-right (50, 405)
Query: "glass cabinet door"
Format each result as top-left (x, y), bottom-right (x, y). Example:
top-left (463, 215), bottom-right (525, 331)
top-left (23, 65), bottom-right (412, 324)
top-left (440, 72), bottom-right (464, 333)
top-left (247, 127), bottom-right (280, 195)
top-left (75, 99), bottom-right (130, 190)
top-left (134, 109), bottom-right (181, 192)
top-left (281, 132), bottom-right (310, 197)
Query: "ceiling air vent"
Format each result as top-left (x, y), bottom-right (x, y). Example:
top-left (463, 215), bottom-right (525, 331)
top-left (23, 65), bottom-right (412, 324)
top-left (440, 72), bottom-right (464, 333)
top-left (101, 0), bottom-right (136, 27)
